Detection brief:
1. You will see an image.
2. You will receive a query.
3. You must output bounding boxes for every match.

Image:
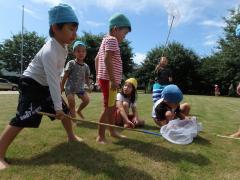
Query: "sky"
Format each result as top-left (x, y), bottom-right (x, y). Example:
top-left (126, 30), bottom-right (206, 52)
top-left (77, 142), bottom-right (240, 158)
top-left (0, 0), bottom-right (240, 64)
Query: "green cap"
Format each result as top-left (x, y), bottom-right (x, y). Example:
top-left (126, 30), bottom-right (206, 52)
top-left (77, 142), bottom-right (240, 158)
top-left (109, 13), bottom-right (131, 32)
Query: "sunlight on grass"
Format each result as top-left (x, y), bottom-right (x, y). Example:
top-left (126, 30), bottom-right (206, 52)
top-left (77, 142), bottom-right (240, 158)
top-left (0, 93), bottom-right (239, 179)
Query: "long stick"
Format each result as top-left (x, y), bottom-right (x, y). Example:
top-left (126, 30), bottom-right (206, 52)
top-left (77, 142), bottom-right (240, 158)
top-left (216, 134), bottom-right (240, 140)
top-left (162, 15), bottom-right (175, 57)
top-left (38, 112), bottom-right (162, 137)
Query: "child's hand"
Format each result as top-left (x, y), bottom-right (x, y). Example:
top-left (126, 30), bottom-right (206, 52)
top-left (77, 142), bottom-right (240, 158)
top-left (55, 110), bottom-right (65, 120)
top-left (124, 120), bottom-right (135, 128)
top-left (110, 81), bottom-right (119, 90)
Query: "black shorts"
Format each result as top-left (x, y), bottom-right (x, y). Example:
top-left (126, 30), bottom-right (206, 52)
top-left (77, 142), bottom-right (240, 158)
top-left (10, 76), bottom-right (69, 128)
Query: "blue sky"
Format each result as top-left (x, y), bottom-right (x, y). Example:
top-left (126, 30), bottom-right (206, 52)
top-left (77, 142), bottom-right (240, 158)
top-left (0, 0), bottom-right (240, 64)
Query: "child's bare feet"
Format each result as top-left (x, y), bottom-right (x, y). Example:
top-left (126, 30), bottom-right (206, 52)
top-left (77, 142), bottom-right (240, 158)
top-left (68, 135), bottom-right (84, 142)
top-left (77, 110), bottom-right (84, 119)
top-left (229, 132), bottom-right (240, 138)
top-left (0, 158), bottom-right (9, 170)
top-left (96, 136), bottom-right (107, 144)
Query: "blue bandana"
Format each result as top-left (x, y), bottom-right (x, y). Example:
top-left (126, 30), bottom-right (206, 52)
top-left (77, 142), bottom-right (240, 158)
top-left (161, 85), bottom-right (183, 103)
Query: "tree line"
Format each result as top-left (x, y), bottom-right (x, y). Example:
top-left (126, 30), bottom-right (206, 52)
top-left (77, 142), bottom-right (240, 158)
top-left (1, 8), bottom-right (240, 96)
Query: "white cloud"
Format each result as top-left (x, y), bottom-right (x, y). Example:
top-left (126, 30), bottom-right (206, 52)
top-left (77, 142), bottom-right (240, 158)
top-left (200, 20), bottom-right (226, 28)
top-left (30, 0), bottom-right (216, 26)
top-left (203, 33), bottom-right (217, 46)
top-left (31, 0), bottom-right (62, 6)
top-left (19, 6), bottom-right (43, 20)
top-left (203, 40), bottom-right (216, 46)
top-left (86, 20), bottom-right (105, 27)
top-left (133, 52), bottom-right (146, 64)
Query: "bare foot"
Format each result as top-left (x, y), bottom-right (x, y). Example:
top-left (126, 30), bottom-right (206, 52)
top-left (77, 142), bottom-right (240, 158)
top-left (0, 158), bottom-right (9, 170)
top-left (229, 132), bottom-right (240, 138)
top-left (68, 135), bottom-right (84, 142)
top-left (110, 131), bottom-right (127, 138)
top-left (77, 111), bottom-right (85, 119)
top-left (96, 136), bottom-right (107, 144)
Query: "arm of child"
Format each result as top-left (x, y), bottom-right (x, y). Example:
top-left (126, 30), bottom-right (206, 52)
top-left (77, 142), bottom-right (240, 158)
top-left (104, 50), bottom-right (118, 90)
top-left (132, 106), bottom-right (140, 124)
top-left (85, 65), bottom-right (91, 91)
top-left (61, 71), bottom-right (69, 93)
top-left (237, 82), bottom-right (240, 95)
top-left (116, 100), bottom-right (135, 128)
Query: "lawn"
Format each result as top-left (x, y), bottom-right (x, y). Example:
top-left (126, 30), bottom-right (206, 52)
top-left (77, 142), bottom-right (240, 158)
top-left (0, 93), bottom-right (239, 179)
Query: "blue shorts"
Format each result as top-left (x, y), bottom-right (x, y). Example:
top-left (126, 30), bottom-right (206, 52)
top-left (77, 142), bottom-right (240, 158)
top-left (65, 89), bottom-right (85, 98)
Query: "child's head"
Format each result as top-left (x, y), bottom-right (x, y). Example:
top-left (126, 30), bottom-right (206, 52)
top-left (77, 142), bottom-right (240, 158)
top-left (72, 41), bottom-right (87, 61)
top-left (161, 84), bottom-right (183, 107)
top-left (109, 13), bottom-right (131, 43)
top-left (159, 56), bottom-right (168, 67)
top-left (122, 78), bottom-right (137, 103)
top-left (48, 4), bottom-right (79, 44)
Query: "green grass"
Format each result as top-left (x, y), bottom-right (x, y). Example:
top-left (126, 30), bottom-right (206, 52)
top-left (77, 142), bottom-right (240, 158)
top-left (0, 93), bottom-right (240, 179)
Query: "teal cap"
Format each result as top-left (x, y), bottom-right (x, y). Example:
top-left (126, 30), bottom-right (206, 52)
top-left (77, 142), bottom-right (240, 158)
top-left (48, 3), bottom-right (78, 25)
top-left (109, 13), bottom-right (131, 32)
top-left (73, 41), bottom-right (86, 51)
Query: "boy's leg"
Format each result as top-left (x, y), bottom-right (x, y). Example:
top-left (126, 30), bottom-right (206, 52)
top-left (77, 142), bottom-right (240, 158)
top-left (61, 118), bottom-right (83, 142)
top-left (66, 94), bottom-right (76, 118)
top-left (96, 108), bottom-right (108, 144)
top-left (0, 125), bottom-right (23, 170)
top-left (77, 93), bottom-right (90, 119)
top-left (230, 128), bottom-right (240, 138)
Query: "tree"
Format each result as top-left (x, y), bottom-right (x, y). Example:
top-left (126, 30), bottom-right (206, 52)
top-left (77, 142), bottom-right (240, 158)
top-left (0, 31), bottom-right (46, 73)
top-left (134, 42), bottom-right (201, 93)
top-left (214, 7), bottom-right (240, 95)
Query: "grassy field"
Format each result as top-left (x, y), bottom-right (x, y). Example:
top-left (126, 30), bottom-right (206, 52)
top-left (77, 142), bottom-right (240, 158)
top-left (0, 93), bottom-right (240, 179)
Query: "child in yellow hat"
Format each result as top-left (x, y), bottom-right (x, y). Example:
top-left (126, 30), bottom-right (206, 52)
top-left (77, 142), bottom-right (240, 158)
top-left (115, 78), bottom-right (145, 128)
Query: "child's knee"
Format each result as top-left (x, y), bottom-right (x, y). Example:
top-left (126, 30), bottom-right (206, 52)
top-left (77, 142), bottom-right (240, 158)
top-left (181, 103), bottom-right (191, 115)
top-left (122, 102), bottom-right (129, 109)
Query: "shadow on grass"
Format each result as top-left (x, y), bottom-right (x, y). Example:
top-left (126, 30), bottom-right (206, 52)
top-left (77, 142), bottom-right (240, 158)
top-left (114, 138), bottom-right (211, 166)
top-left (193, 135), bottom-right (211, 146)
top-left (8, 142), bottom-right (154, 179)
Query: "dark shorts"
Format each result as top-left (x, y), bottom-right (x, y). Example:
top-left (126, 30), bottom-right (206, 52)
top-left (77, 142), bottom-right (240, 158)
top-left (10, 76), bottom-right (69, 128)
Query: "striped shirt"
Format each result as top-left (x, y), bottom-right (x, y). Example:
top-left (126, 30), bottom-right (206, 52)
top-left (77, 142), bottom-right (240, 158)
top-left (97, 35), bottom-right (122, 85)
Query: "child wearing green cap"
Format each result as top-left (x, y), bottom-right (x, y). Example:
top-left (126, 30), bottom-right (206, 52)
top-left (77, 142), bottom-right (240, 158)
top-left (95, 13), bottom-right (132, 144)
top-left (152, 84), bottom-right (191, 127)
top-left (115, 78), bottom-right (145, 128)
top-left (0, 4), bottom-right (80, 170)
top-left (61, 41), bottom-right (91, 119)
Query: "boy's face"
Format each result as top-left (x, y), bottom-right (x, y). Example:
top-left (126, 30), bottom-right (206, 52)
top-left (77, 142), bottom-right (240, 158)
top-left (53, 23), bottom-right (78, 45)
top-left (74, 46), bottom-right (86, 61)
top-left (115, 27), bottom-right (129, 43)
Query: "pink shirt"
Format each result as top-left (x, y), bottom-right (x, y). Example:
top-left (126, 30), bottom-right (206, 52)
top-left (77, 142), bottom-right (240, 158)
top-left (97, 35), bottom-right (122, 85)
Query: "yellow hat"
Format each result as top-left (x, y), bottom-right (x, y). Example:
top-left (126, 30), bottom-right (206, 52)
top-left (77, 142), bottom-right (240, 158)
top-left (125, 78), bottom-right (137, 89)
